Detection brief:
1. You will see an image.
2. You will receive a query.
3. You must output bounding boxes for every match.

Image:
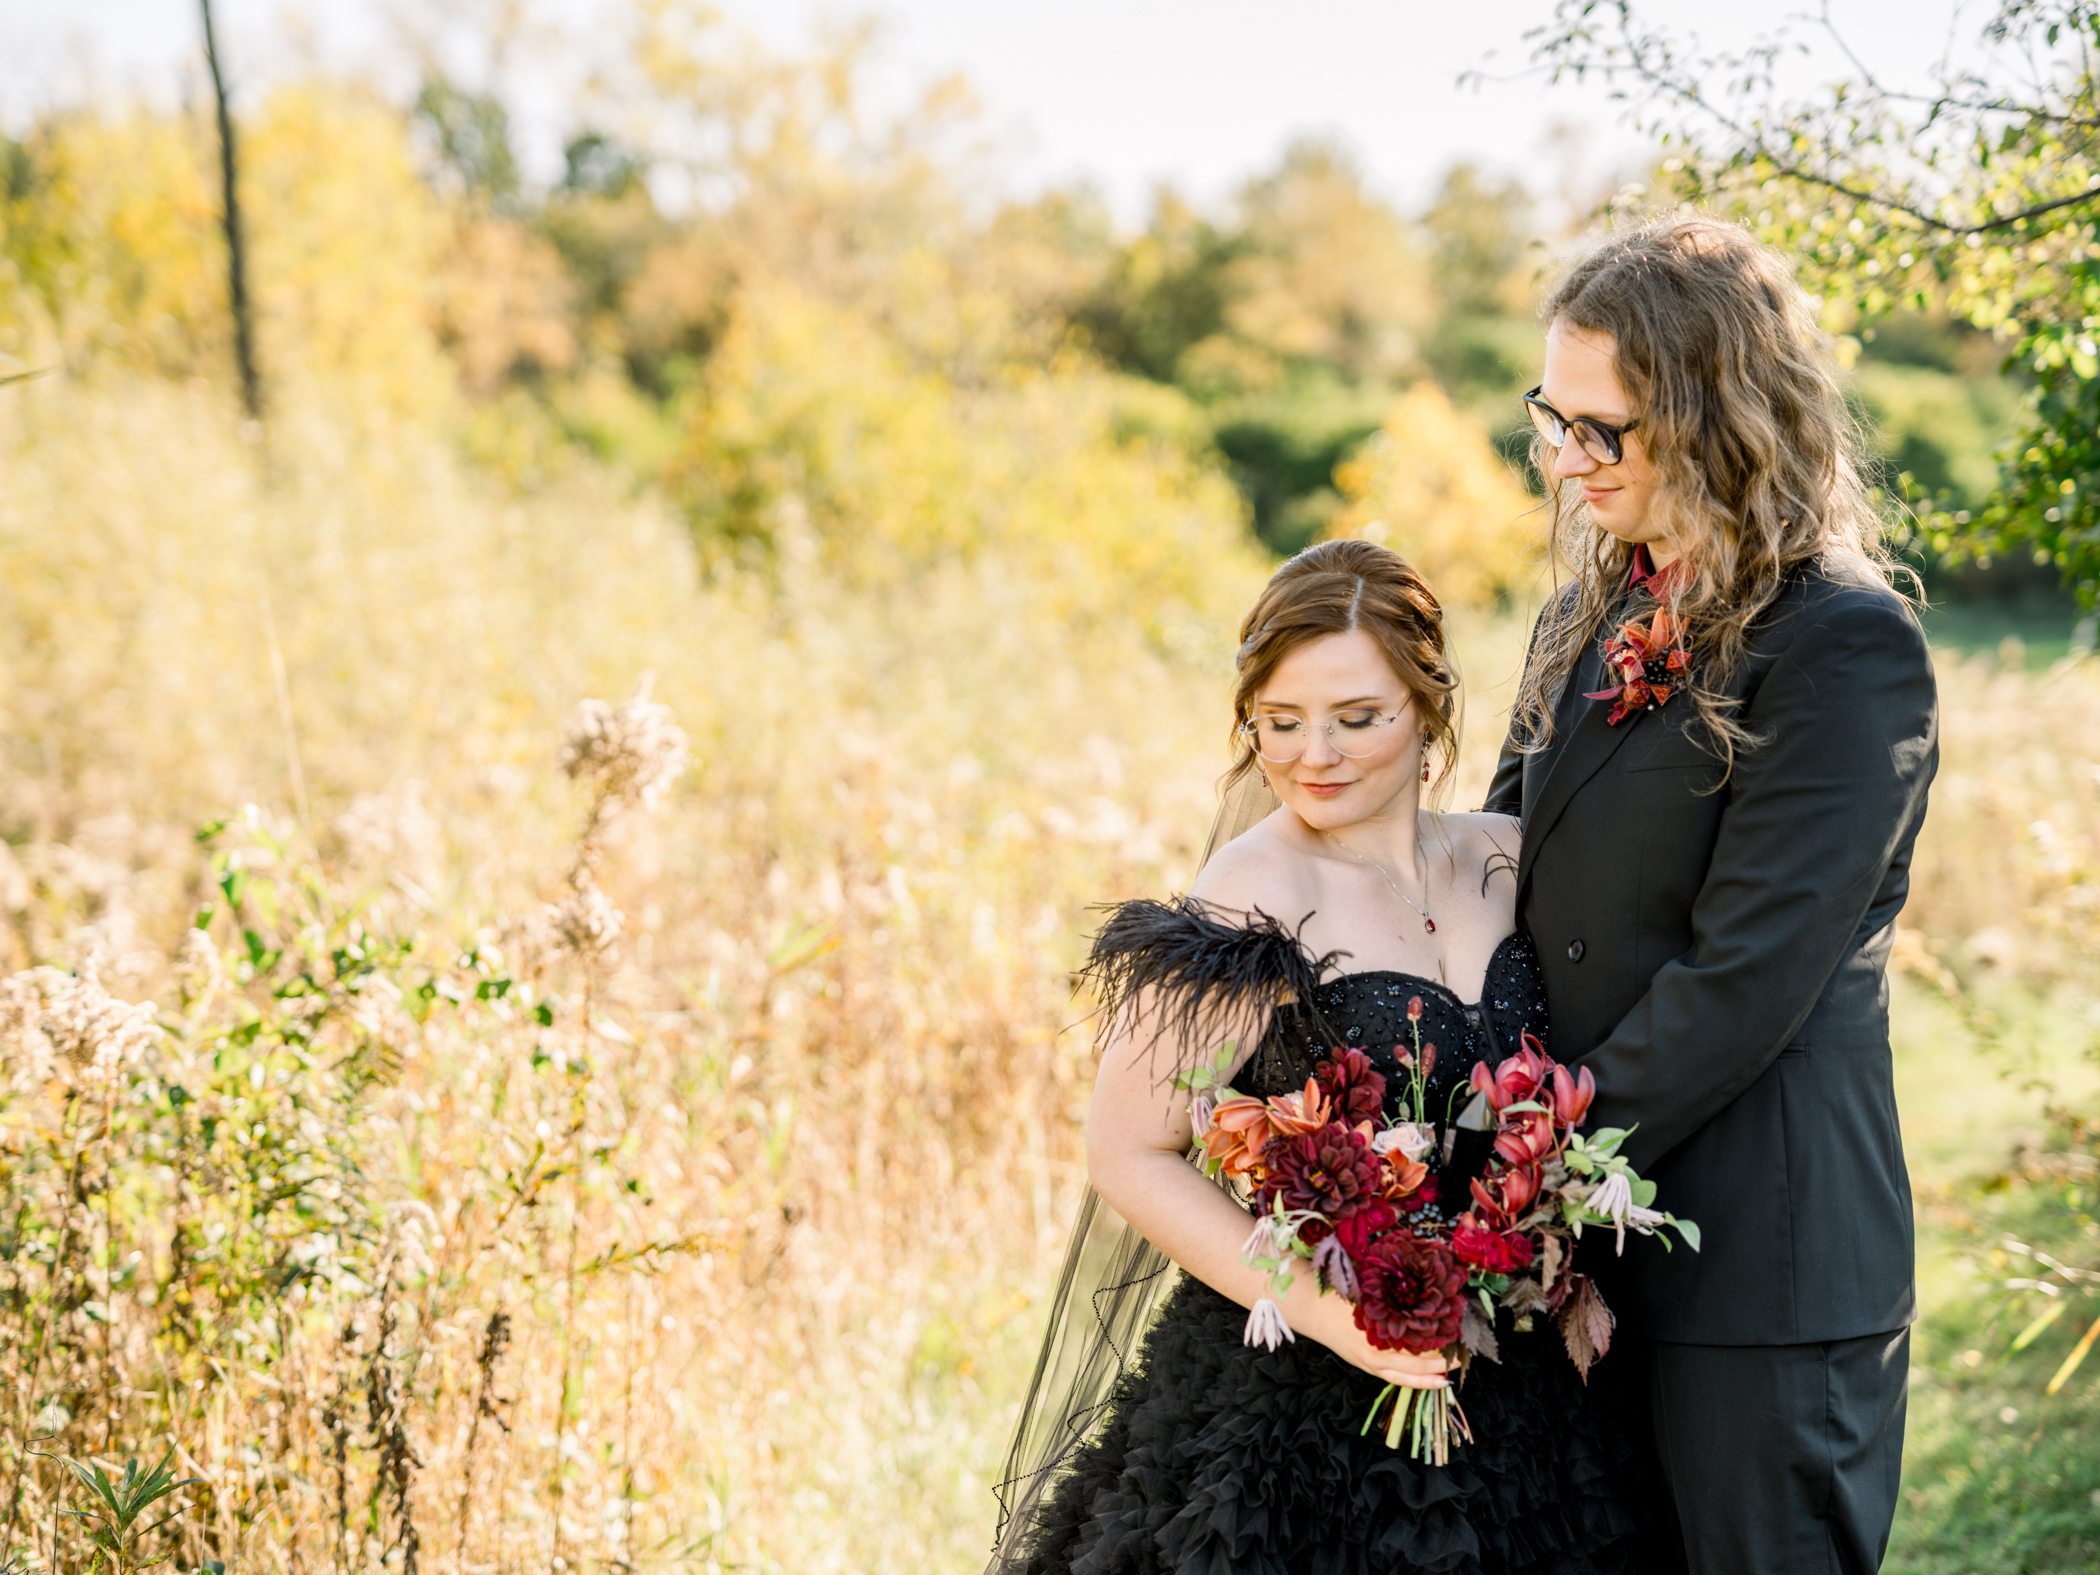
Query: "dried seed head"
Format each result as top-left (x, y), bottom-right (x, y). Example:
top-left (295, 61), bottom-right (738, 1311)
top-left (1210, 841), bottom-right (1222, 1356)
top-left (72, 907), bottom-right (155, 987)
top-left (385, 1199), bottom-right (442, 1285)
top-left (546, 871), bottom-right (623, 961)
top-left (0, 965), bottom-right (160, 1091)
top-left (332, 782), bottom-right (445, 885)
top-left (559, 679), bottom-right (691, 814)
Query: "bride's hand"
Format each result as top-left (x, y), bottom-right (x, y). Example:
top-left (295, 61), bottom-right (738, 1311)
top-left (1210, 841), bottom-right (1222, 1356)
top-left (1300, 1296), bottom-right (1452, 1390)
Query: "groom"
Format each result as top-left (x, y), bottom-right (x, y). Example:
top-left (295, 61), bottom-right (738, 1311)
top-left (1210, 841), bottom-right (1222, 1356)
top-left (1487, 219), bottom-right (1939, 1575)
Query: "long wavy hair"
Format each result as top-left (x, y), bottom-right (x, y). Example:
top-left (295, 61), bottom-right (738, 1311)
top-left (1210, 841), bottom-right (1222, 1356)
top-left (1222, 538), bottom-right (1461, 805)
top-left (1514, 214), bottom-right (1917, 778)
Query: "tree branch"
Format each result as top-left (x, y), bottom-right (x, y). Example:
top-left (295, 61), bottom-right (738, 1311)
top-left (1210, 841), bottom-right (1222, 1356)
top-left (201, 0), bottom-right (263, 425)
top-left (1745, 154), bottom-right (2100, 233)
top-left (1600, 3), bottom-right (2100, 235)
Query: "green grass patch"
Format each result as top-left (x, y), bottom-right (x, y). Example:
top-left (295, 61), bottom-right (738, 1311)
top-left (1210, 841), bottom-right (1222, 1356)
top-left (1919, 599), bottom-right (2090, 670)
top-left (1890, 982), bottom-right (2100, 1572)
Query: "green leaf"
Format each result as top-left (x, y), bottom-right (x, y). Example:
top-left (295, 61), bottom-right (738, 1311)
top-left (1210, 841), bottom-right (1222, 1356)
top-left (1670, 1217), bottom-right (1701, 1253)
top-left (1579, 1133), bottom-right (1626, 1162)
top-left (1630, 1177), bottom-right (1658, 1208)
top-left (2010, 1298), bottom-right (2067, 1353)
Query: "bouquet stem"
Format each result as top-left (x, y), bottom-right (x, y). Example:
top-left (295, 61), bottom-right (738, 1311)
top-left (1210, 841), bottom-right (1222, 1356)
top-left (1363, 1380), bottom-right (1471, 1466)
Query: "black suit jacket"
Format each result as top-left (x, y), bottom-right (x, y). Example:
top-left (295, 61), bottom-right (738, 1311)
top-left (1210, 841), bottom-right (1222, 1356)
top-left (1486, 559), bottom-right (1939, 1345)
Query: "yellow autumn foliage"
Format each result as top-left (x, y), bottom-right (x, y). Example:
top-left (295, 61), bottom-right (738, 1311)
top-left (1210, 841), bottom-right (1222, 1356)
top-left (669, 282), bottom-right (1265, 628)
top-left (1329, 381), bottom-right (1544, 608)
top-left (2, 85), bottom-right (480, 415)
top-left (242, 84), bottom-right (452, 413)
top-left (0, 107), bottom-right (223, 373)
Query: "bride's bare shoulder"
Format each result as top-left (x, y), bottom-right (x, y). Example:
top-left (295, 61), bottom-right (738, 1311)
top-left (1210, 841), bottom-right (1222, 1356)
top-left (1435, 810), bottom-right (1523, 883)
top-left (1187, 817), bottom-right (1317, 924)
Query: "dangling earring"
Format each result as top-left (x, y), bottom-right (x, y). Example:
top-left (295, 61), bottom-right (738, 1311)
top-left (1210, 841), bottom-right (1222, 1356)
top-left (1421, 755), bottom-right (1431, 783)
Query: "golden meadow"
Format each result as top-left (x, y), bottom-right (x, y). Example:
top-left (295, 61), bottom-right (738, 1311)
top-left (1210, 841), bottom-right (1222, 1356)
top-left (2, 26), bottom-right (2097, 1574)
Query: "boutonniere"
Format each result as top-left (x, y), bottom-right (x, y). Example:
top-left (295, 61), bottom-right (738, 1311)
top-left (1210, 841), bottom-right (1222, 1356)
top-left (1584, 606), bottom-right (1693, 726)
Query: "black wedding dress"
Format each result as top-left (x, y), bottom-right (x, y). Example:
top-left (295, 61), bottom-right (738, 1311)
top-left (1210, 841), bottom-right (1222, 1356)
top-left (994, 900), bottom-right (1643, 1575)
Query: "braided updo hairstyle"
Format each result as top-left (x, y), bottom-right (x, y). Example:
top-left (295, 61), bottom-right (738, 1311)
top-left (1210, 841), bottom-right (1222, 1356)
top-left (1225, 539), bottom-right (1461, 805)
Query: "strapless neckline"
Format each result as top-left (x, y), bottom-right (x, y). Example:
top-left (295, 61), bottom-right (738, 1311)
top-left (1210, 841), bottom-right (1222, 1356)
top-left (1311, 930), bottom-right (1528, 1015)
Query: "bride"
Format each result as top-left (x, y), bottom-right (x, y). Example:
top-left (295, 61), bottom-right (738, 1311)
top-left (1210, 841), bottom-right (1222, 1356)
top-left (988, 538), bottom-right (1641, 1575)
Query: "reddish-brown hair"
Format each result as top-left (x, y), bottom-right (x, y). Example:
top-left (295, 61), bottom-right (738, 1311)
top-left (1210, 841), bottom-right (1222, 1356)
top-left (1225, 538), bottom-right (1459, 800)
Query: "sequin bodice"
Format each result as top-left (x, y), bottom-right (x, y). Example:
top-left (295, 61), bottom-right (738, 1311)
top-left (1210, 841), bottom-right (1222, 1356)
top-left (1246, 930), bottom-right (1552, 1147)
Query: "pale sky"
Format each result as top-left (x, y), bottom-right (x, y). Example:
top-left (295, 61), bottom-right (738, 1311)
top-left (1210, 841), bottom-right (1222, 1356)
top-left (3, 1), bottom-right (1948, 224)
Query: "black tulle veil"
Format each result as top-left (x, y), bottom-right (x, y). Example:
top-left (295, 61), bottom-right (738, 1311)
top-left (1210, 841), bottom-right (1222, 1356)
top-left (984, 769), bottom-right (1302, 1568)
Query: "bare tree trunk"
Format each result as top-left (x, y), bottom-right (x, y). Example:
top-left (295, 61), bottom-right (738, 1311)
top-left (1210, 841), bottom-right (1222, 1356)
top-left (200, 0), bottom-right (262, 424)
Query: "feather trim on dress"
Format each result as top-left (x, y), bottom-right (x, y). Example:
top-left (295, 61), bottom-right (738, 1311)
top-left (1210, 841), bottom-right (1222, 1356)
top-left (1078, 895), bottom-right (1350, 1085)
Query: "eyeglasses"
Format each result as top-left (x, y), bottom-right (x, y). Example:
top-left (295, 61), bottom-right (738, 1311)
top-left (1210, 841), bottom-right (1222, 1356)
top-left (1523, 386), bottom-right (1641, 466)
top-left (1238, 709), bottom-right (1405, 764)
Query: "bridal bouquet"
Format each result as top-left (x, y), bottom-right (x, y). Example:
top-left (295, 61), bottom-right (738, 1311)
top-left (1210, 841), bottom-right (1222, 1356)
top-left (1177, 1002), bottom-right (1699, 1464)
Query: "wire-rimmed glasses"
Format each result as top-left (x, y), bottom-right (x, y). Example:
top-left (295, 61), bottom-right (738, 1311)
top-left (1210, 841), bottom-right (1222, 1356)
top-left (1523, 386), bottom-right (1641, 466)
top-left (1238, 709), bottom-right (1405, 764)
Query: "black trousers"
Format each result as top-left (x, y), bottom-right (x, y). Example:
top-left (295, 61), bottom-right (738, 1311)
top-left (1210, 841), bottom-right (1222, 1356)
top-left (1613, 1328), bottom-right (1911, 1575)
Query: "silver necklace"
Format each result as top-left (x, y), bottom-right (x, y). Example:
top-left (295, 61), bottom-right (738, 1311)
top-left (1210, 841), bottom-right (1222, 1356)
top-left (1324, 827), bottom-right (1438, 935)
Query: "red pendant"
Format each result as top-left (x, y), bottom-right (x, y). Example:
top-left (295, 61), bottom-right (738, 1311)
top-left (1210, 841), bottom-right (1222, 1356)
top-left (1424, 918), bottom-right (1436, 934)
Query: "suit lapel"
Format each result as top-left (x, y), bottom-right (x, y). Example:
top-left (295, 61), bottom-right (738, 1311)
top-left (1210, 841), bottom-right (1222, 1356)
top-left (1516, 620), bottom-right (1650, 904)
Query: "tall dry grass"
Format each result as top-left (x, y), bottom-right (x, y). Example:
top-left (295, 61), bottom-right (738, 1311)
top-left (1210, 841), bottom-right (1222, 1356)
top-left (0, 376), bottom-right (2093, 1571)
top-left (0, 374), bottom-right (1263, 1571)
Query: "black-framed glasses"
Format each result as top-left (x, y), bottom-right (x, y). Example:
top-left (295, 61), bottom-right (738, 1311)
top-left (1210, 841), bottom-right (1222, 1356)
top-left (1523, 386), bottom-right (1640, 466)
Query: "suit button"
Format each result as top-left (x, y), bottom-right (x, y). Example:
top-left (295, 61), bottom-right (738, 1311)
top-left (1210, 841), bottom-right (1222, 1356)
top-left (1567, 939), bottom-right (1586, 963)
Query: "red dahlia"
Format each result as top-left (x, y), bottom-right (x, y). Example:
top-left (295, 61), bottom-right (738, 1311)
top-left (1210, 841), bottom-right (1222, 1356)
top-left (1331, 1198), bottom-right (1398, 1257)
top-left (1451, 1221), bottom-right (1537, 1275)
top-left (1254, 1120), bottom-right (1386, 1223)
top-left (1314, 1048), bottom-right (1387, 1126)
top-left (1352, 1233), bottom-right (1468, 1353)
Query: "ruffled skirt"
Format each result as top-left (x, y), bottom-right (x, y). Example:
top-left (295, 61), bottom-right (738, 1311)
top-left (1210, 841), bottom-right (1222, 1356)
top-left (1009, 1276), bottom-right (1643, 1575)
